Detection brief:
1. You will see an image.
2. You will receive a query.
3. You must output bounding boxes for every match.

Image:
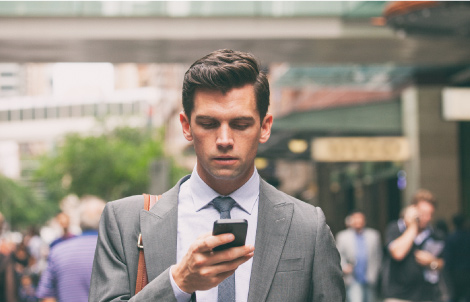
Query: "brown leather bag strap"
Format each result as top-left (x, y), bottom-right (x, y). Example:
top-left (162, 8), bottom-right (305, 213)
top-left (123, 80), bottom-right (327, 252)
top-left (135, 193), bottom-right (161, 295)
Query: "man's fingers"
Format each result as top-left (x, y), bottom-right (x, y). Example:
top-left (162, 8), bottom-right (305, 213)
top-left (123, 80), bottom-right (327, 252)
top-left (197, 244), bottom-right (254, 267)
top-left (213, 245), bottom-right (254, 262)
top-left (216, 269), bottom-right (235, 280)
top-left (194, 233), bottom-right (235, 253)
top-left (209, 250), bottom-right (254, 276)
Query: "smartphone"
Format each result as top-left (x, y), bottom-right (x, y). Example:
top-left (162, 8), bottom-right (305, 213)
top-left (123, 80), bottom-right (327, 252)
top-left (212, 219), bottom-right (248, 251)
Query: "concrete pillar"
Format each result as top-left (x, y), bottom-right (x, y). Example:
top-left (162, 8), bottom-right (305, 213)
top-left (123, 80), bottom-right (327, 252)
top-left (402, 88), bottom-right (421, 203)
top-left (402, 86), bottom-right (460, 222)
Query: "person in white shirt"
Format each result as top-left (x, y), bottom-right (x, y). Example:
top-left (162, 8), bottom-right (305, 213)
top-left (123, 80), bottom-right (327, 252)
top-left (90, 49), bottom-right (345, 302)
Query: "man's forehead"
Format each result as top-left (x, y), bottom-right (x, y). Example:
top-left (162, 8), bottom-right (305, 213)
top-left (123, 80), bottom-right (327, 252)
top-left (195, 115), bottom-right (255, 121)
top-left (192, 86), bottom-right (258, 116)
top-left (417, 200), bottom-right (435, 210)
top-left (193, 85), bottom-right (255, 101)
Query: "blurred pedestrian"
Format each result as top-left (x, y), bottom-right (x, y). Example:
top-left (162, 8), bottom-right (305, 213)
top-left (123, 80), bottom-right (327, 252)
top-left (11, 240), bottom-right (35, 296)
top-left (337, 210), bottom-right (382, 302)
top-left (24, 227), bottom-right (42, 265)
top-left (444, 214), bottom-right (470, 302)
top-left (18, 274), bottom-right (37, 302)
top-left (0, 251), bottom-right (17, 302)
top-left (434, 219), bottom-right (449, 241)
top-left (23, 226), bottom-right (46, 286)
top-left (36, 196), bottom-right (105, 302)
top-left (49, 212), bottom-right (74, 249)
top-left (433, 219), bottom-right (451, 302)
top-left (12, 241), bottom-right (34, 273)
top-left (382, 189), bottom-right (445, 302)
top-left (0, 211), bottom-right (18, 302)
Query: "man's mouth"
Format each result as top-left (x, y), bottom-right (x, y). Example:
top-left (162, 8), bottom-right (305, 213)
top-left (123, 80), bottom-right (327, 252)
top-left (213, 156), bottom-right (237, 164)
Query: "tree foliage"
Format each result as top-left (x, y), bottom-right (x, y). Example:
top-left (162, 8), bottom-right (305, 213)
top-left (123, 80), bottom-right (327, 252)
top-left (0, 175), bottom-right (57, 230)
top-left (34, 127), bottom-right (189, 203)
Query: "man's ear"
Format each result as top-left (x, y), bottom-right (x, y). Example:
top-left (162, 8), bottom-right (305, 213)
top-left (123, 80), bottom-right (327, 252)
top-left (180, 111), bottom-right (193, 141)
top-left (259, 113), bottom-right (273, 144)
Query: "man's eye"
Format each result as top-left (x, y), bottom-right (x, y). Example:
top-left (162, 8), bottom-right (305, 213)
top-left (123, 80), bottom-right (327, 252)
top-left (232, 124), bottom-right (249, 130)
top-left (201, 122), bottom-right (217, 129)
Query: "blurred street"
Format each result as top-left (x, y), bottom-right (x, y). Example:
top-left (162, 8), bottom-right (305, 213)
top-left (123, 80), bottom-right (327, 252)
top-left (1, 1), bottom-right (470, 302)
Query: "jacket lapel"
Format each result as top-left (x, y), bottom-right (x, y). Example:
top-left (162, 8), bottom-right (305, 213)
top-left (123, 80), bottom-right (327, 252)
top-left (247, 180), bottom-right (294, 302)
top-left (140, 176), bottom-right (189, 281)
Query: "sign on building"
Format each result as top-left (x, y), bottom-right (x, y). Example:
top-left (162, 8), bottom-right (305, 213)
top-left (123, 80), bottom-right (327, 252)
top-left (312, 137), bottom-right (410, 162)
top-left (442, 88), bottom-right (470, 121)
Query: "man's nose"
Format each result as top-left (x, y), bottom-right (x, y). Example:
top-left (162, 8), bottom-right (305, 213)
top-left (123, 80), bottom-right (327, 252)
top-left (216, 124), bottom-right (234, 148)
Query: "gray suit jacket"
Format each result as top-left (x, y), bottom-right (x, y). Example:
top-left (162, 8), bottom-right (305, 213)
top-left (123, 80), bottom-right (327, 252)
top-left (335, 228), bottom-right (382, 286)
top-left (89, 176), bottom-right (345, 301)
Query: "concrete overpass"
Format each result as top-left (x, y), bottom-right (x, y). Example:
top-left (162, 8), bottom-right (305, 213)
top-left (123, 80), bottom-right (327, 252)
top-left (1, 15), bottom-right (470, 65)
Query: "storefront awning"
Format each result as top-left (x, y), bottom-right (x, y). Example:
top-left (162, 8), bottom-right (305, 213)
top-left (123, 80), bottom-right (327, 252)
top-left (258, 100), bottom-right (402, 160)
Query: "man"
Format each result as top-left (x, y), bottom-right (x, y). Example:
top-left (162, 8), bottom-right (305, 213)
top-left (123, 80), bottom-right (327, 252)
top-left (382, 189), bottom-right (445, 302)
top-left (36, 196), bottom-right (105, 302)
top-left (336, 210), bottom-right (382, 302)
top-left (90, 49), bottom-right (345, 302)
top-left (49, 211), bottom-right (75, 249)
top-left (0, 211), bottom-right (17, 302)
top-left (444, 214), bottom-right (470, 302)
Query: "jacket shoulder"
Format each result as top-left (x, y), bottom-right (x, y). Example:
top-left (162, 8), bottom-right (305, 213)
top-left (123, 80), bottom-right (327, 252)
top-left (107, 195), bottom-right (145, 216)
top-left (260, 179), bottom-right (321, 223)
top-left (365, 227), bottom-right (381, 236)
top-left (336, 228), bottom-right (352, 239)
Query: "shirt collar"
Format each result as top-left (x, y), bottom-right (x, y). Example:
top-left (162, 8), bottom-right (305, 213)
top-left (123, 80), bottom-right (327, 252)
top-left (189, 164), bottom-right (260, 215)
top-left (81, 230), bottom-right (98, 236)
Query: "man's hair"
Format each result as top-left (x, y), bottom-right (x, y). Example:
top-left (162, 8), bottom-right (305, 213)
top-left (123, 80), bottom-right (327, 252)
top-left (345, 210), bottom-right (366, 228)
top-left (182, 49), bottom-right (270, 122)
top-left (348, 209), bottom-right (365, 216)
top-left (79, 196), bottom-right (106, 232)
top-left (412, 188), bottom-right (437, 207)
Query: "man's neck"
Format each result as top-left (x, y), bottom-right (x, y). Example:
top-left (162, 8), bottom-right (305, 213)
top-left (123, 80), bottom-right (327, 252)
top-left (205, 178), bottom-right (247, 196)
top-left (196, 165), bottom-right (255, 196)
top-left (354, 228), bottom-right (364, 234)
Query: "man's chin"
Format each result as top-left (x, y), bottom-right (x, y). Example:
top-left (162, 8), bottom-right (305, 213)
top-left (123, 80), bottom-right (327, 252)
top-left (210, 171), bottom-right (239, 180)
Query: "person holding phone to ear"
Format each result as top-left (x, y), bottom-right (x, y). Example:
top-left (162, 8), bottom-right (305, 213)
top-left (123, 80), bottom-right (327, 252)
top-left (382, 189), bottom-right (445, 302)
top-left (90, 49), bottom-right (345, 302)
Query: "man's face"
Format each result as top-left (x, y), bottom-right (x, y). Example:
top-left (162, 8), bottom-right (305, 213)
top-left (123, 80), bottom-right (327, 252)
top-left (350, 212), bottom-right (366, 232)
top-left (56, 213), bottom-right (70, 229)
top-left (180, 84), bottom-right (272, 194)
top-left (416, 200), bottom-right (435, 230)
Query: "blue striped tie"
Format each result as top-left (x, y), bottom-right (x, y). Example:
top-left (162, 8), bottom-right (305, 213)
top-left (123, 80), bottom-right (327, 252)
top-left (212, 196), bottom-right (236, 302)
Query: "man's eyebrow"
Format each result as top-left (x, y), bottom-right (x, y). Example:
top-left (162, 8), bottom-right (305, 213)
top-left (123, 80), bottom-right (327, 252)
top-left (195, 115), bottom-right (216, 121)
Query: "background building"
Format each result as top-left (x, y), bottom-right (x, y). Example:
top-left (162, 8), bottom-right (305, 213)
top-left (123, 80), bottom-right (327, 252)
top-left (0, 1), bottom-right (469, 236)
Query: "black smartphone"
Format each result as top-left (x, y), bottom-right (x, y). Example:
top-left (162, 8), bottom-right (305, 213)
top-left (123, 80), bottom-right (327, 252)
top-left (212, 219), bottom-right (248, 251)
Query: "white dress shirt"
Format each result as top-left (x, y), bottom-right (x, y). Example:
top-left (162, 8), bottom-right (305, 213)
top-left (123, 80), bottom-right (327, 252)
top-left (170, 165), bottom-right (260, 302)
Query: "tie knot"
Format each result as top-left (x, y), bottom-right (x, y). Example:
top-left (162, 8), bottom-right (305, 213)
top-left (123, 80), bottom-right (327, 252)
top-left (212, 196), bottom-right (236, 219)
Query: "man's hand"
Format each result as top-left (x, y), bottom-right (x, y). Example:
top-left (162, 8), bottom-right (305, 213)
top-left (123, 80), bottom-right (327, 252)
top-left (414, 250), bottom-right (436, 267)
top-left (171, 232), bottom-right (254, 294)
top-left (389, 205), bottom-right (419, 261)
top-left (403, 205), bottom-right (419, 228)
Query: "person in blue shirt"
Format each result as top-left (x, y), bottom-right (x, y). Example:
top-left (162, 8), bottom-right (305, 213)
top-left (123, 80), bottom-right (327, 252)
top-left (36, 196), bottom-right (105, 302)
top-left (336, 210), bottom-right (382, 302)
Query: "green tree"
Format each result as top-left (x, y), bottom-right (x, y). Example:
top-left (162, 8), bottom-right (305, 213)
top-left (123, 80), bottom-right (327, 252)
top-left (34, 127), bottom-right (189, 203)
top-left (0, 175), bottom-right (56, 230)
